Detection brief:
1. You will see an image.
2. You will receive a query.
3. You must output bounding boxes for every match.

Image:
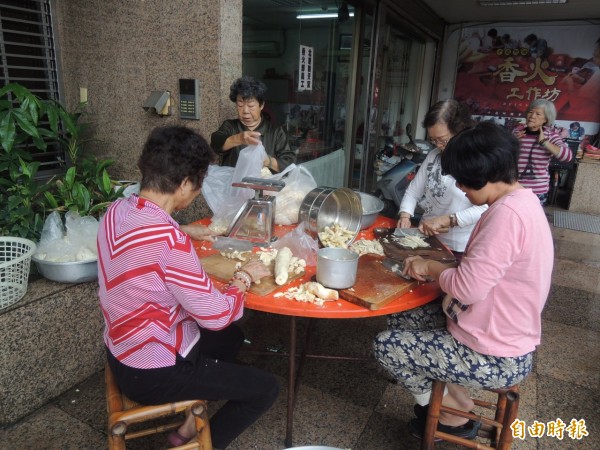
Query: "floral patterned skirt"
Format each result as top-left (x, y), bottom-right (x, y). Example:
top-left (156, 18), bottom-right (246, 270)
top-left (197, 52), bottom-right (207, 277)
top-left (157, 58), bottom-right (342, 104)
top-left (373, 302), bottom-right (533, 403)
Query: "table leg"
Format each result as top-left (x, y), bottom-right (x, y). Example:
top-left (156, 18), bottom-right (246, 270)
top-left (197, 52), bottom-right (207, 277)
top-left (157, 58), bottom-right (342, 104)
top-left (285, 317), bottom-right (316, 448)
top-left (285, 316), bottom-right (297, 448)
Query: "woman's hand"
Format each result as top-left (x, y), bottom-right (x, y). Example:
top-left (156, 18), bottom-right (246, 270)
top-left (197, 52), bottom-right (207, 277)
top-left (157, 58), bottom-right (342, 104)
top-left (180, 224), bottom-right (216, 242)
top-left (418, 215), bottom-right (451, 235)
top-left (397, 217), bottom-right (411, 228)
top-left (404, 255), bottom-right (456, 282)
top-left (403, 256), bottom-right (430, 282)
top-left (239, 259), bottom-right (271, 283)
top-left (237, 131), bottom-right (261, 146)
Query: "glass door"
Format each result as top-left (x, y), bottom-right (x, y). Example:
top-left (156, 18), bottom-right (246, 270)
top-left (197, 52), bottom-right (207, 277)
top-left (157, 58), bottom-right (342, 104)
top-left (355, 7), bottom-right (427, 193)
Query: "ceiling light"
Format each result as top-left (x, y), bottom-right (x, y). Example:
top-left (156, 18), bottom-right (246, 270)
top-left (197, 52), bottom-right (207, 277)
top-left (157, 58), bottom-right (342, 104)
top-left (297, 12), bottom-right (355, 19)
top-left (479, 0), bottom-right (567, 5)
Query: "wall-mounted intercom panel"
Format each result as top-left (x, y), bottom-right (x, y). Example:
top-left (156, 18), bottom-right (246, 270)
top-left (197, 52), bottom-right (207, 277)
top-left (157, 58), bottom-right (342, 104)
top-left (179, 79), bottom-right (200, 120)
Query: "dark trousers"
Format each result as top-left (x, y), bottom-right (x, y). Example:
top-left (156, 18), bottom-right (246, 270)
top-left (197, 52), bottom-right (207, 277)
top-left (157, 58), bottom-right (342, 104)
top-left (107, 325), bottom-right (279, 449)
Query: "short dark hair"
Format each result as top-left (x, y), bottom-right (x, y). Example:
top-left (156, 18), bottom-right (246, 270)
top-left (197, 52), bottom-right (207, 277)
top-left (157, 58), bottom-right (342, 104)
top-left (422, 99), bottom-right (474, 135)
top-left (229, 76), bottom-right (267, 104)
top-left (138, 126), bottom-right (215, 193)
top-left (441, 122), bottom-right (519, 190)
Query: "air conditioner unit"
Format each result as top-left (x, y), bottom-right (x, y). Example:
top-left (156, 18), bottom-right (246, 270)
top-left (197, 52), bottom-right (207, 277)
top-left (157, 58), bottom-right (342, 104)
top-left (243, 41), bottom-right (282, 57)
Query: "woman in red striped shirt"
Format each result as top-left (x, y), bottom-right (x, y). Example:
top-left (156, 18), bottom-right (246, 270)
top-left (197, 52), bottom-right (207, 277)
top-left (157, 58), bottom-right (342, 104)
top-left (98, 126), bottom-right (277, 449)
top-left (513, 99), bottom-right (572, 205)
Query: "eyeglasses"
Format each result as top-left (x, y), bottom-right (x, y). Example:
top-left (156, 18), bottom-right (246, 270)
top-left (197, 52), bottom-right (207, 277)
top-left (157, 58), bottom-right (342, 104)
top-left (429, 134), bottom-right (452, 147)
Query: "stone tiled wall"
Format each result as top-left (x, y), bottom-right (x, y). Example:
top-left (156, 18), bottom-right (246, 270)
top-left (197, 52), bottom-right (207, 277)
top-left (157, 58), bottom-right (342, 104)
top-left (569, 160), bottom-right (600, 214)
top-left (52, 0), bottom-right (242, 222)
top-left (0, 0), bottom-right (245, 426)
top-left (0, 279), bottom-right (104, 425)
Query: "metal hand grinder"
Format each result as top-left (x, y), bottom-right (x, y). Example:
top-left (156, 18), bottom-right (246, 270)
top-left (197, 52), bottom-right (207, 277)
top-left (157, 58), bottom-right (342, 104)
top-left (225, 177), bottom-right (285, 246)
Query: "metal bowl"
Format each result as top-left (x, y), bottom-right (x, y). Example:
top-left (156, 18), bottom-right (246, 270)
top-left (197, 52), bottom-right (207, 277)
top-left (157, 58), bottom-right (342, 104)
top-left (32, 256), bottom-right (98, 283)
top-left (358, 192), bottom-right (385, 230)
top-left (299, 187), bottom-right (362, 244)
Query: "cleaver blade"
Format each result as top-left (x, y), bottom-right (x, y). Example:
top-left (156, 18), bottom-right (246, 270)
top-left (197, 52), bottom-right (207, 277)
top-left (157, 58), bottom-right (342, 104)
top-left (382, 257), bottom-right (412, 280)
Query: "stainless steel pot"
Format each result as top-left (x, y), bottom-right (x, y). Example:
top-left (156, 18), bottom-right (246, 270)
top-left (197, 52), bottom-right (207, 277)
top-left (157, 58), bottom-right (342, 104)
top-left (357, 192), bottom-right (385, 230)
top-left (299, 187), bottom-right (362, 243)
top-left (33, 256), bottom-right (98, 283)
top-left (316, 247), bottom-right (359, 289)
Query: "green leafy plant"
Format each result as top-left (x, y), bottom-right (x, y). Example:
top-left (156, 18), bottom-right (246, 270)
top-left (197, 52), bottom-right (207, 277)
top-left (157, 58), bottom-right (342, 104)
top-left (44, 157), bottom-right (126, 217)
top-left (0, 83), bottom-right (123, 241)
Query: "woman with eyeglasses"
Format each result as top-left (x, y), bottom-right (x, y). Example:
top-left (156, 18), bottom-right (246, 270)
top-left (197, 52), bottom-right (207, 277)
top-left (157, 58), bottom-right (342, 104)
top-left (375, 123), bottom-right (553, 441)
top-left (397, 99), bottom-right (487, 255)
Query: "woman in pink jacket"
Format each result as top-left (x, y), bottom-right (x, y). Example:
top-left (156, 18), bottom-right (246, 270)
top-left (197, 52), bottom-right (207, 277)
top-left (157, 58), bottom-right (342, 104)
top-left (374, 122), bottom-right (553, 441)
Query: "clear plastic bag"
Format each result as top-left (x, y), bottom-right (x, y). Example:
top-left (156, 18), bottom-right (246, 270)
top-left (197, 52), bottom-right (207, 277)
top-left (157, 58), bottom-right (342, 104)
top-left (272, 222), bottom-right (319, 266)
top-left (266, 164), bottom-right (317, 225)
top-left (35, 211), bottom-right (99, 262)
top-left (202, 165), bottom-right (235, 215)
top-left (231, 143), bottom-right (267, 195)
top-left (205, 144), bottom-right (267, 233)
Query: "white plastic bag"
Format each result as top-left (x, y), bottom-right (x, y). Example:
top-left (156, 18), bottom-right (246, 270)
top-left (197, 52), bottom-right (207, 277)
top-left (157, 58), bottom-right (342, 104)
top-left (265, 164), bottom-right (317, 225)
top-left (231, 143), bottom-right (267, 202)
top-left (272, 222), bottom-right (319, 266)
top-left (204, 144), bottom-right (267, 233)
top-left (35, 211), bottom-right (99, 262)
top-left (202, 165), bottom-right (235, 215)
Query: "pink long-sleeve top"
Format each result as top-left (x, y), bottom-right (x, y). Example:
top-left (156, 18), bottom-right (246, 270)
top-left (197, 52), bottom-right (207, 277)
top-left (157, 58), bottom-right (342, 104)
top-left (515, 126), bottom-right (571, 195)
top-left (98, 195), bottom-right (244, 369)
top-left (439, 188), bottom-right (553, 357)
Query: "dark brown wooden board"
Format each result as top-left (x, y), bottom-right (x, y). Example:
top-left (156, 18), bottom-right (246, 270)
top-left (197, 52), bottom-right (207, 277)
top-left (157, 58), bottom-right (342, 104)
top-left (379, 233), bottom-right (456, 263)
top-left (200, 253), bottom-right (303, 296)
top-left (339, 254), bottom-right (419, 310)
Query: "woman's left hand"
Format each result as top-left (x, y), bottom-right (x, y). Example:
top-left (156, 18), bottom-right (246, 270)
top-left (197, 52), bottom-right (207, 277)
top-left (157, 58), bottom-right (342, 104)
top-left (180, 224), bottom-right (216, 242)
top-left (403, 256), bottom-right (430, 282)
top-left (419, 215), bottom-right (451, 235)
top-left (240, 259), bottom-right (272, 283)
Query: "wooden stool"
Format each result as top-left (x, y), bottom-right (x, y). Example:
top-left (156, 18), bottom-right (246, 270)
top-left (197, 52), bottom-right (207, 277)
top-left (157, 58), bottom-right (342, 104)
top-left (105, 363), bottom-right (212, 449)
top-left (421, 379), bottom-right (520, 450)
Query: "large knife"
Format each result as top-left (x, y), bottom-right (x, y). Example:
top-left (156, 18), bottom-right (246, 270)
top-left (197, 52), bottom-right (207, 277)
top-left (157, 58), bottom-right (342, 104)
top-left (382, 257), bottom-right (412, 280)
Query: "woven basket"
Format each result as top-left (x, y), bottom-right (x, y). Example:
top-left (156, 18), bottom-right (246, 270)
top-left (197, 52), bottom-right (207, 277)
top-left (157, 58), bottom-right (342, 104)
top-left (0, 237), bottom-right (36, 310)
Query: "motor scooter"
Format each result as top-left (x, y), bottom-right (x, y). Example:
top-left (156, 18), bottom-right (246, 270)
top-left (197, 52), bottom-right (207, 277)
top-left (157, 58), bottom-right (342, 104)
top-left (374, 124), bottom-right (435, 218)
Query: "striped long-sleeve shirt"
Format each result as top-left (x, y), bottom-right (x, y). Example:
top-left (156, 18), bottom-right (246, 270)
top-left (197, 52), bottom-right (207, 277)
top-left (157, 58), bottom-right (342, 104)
top-left (98, 195), bottom-right (244, 369)
top-left (515, 127), bottom-right (571, 195)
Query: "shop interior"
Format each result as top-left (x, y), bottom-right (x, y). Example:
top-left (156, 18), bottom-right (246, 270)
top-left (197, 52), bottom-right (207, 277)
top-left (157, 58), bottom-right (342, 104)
top-left (242, 0), bottom-right (431, 193)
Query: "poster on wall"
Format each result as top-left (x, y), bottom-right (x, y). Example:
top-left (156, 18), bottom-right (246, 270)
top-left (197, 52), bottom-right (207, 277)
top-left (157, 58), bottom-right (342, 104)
top-left (454, 24), bottom-right (600, 136)
top-left (298, 45), bottom-right (314, 92)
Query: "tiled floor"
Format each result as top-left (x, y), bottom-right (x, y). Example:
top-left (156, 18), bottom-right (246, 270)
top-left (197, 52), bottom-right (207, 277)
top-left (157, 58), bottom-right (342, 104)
top-left (1, 198), bottom-right (599, 450)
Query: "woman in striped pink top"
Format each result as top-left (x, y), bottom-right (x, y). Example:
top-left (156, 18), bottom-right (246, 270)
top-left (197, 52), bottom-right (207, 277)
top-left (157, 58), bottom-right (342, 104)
top-left (513, 99), bottom-right (572, 205)
top-left (98, 126), bottom-right (277, 449)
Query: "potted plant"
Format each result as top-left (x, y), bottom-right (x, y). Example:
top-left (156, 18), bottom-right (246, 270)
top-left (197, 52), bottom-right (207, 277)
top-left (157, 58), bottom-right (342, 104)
top-left (0, 83), bottom-right (126, 282)
top-left (0, 83), bottom-right (124, 239)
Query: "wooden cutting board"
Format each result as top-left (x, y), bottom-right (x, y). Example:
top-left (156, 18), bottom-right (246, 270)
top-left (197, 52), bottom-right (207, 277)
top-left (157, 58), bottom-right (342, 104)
top-left (339, 254), bottom-right (419, 310)
top-left (379, 234), bottom-right (456, 263)
top-left (200, 253), bottom-right (303, 296)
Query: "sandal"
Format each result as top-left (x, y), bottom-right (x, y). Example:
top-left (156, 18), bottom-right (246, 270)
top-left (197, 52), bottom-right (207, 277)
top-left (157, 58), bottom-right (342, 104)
top-left (167, 430), bottom-right (194, 448)
top-left (409, 415), bottom-right (481, 440)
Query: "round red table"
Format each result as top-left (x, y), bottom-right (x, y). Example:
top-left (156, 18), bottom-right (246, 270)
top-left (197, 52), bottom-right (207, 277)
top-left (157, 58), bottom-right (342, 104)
top-left (192, 215), bottom-right (442, 446)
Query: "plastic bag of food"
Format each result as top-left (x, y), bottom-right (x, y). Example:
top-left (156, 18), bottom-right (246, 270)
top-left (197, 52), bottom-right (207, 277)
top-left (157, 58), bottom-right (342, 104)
top-left (35, 211), bottom-right (99, 262)
top-left (272, 222), bottom-right (318, 266)
top-left (264, 164), bottom-right (317, 225)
